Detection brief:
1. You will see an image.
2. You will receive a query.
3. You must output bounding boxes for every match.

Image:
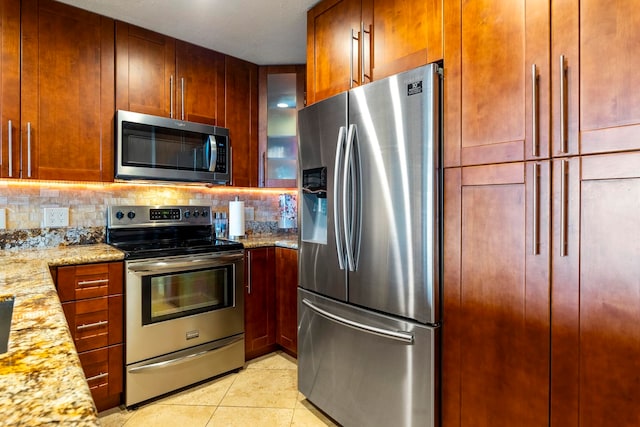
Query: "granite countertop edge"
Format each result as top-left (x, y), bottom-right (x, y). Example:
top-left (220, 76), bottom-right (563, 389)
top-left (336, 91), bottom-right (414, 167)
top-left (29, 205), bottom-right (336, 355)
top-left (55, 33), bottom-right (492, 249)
top-left (0, 243), bottom-right (125, 426)
top-left (230, 233), bottom-right (298, 250)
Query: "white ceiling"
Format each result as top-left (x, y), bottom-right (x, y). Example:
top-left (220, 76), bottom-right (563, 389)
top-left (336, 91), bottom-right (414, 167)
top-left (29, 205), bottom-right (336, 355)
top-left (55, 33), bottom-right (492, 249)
top-left (57, 0), bottom-right (319, 65)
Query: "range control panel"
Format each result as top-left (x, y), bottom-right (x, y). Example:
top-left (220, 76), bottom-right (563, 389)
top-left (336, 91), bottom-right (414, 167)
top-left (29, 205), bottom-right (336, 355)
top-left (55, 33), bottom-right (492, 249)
top-left (107, 205), bottom-right (212, 228)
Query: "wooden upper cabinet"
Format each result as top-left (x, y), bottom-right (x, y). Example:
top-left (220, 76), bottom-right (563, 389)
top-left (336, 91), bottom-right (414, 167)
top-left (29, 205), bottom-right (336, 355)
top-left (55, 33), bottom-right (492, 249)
top-left (307, 0), bottom-right (442, 105)
top-left (175, 41), bottom-right (225, 125)
top-left (443, 162), bottom-right (551, 427)
top-left (307, 0), bottom-right (361, 105)
top-left (20, 0), bottom-right (114, 181)
top-left (365, 0), bottom-right (443, 81)
top-left (552, 1), bottom-right (640, 157)
top-left (444, 0), bottom-right (550, 167)
top-left (0, 0), bottom-right (20, 179)
top-left (225, 56), bottom-right (258, 187)
top-left (116, 22), bottom-right (175, 118)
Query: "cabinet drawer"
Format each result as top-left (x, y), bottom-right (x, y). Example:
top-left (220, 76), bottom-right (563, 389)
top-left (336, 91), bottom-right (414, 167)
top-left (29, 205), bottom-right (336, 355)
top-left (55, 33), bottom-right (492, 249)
top-left (56, 262), bottom-right (123, 302)
top-left (78, 345), bottom-right (124, 407)
top-left (62, 295), bottom-right (123, 352)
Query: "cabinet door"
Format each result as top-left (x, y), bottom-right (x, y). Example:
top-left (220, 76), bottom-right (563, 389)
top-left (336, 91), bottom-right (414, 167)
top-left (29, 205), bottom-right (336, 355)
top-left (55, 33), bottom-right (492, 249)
top-left (175, 40), bottom-right (225, 125)
top-left (444, 0), bottom-right (550, 167)
top-left (258, 65), bottom-right (305, 188)
top-left (551, 153), bottom-right (640, 426)
top-left (552, 1), bottom-right (640, 157)
top-left (306, 0), bottom-right (362, 104)
top-left (21, 0), bottom-right (114, 181)
top-left (244, 247), bottom-right (276, 359)
top-left (115, 22), bottom-right (175, 118)
top-left (365, 0), bottom-right (442, 81)
top-left (443, 162), bottom-right (550, 426)
top-left (0, 0), bottom-right (20, 179)
top-left (275, 247), bottom-right (298, 356)
top-left (226, 56), bottom-right (258, 187)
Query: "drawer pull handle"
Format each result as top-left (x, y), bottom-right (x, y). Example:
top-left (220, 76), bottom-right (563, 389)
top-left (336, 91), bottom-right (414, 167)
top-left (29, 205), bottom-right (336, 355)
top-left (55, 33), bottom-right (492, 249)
top-left (86, 372), bottom-right (108, 382)
top-left (77, 278), bottom-right (109, 287)
top-left (77, 320), bottom-right (108, 331)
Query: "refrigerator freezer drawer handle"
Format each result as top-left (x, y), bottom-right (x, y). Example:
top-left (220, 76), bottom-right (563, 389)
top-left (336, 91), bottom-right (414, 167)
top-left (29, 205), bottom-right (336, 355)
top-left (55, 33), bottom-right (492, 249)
top-left (302, 298), bottom-right (414, 344)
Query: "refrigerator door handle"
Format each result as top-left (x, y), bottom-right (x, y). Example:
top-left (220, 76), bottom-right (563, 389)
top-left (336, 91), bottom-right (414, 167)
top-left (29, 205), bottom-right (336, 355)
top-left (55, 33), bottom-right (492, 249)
top-left (334, 126), bottom-right (347, 270)
top-left (344, 124), bottom-right (357, 272)
top-left (302, 298), bottom-right (415, 344)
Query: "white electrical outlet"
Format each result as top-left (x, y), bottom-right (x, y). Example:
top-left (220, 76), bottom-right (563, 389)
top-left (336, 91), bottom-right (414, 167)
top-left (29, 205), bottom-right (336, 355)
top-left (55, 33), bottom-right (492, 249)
top-left (43, 207), bottom-right (69, 228)
top-left (0, 208), bottom-right (5, 230)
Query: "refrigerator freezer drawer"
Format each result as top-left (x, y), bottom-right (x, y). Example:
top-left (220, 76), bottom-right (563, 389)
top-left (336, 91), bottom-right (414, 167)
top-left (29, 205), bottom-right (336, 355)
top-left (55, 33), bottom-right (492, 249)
top-left (298, 288), bottom-right (438, 427)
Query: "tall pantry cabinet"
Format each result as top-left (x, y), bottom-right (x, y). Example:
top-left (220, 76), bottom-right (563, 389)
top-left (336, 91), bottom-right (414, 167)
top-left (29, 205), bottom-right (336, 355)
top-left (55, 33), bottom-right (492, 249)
top-left (443, 1), bottom-right (640, 426)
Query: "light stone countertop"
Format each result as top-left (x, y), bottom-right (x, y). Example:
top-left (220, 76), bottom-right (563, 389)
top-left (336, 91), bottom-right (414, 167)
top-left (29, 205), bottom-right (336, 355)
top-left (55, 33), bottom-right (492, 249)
top-left (0, 244), bottom-right (125, 426)
top-left (230, 233), bottom-right (298, 250)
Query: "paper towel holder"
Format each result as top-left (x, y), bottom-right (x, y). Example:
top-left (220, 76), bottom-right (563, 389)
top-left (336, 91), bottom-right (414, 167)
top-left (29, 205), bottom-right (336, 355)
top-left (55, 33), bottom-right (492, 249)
top-left (228, 196), bottom-right (246, 239)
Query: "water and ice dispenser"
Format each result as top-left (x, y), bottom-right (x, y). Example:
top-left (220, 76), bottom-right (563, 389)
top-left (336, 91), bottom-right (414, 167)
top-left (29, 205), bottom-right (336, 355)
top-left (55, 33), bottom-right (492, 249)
top-left (301, 167), bottom-right (327, 244)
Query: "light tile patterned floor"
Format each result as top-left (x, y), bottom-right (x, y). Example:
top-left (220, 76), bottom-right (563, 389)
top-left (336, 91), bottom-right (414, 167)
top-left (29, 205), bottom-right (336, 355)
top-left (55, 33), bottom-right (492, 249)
top-left (98, 351), bottom-right (338, 427)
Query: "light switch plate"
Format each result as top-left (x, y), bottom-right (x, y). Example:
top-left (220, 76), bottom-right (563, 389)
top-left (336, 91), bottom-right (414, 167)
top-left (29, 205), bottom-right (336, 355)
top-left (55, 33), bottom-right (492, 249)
top-left (43, 207), bottom-right (69, 228)
top-left (0, 209), bottom-right (5, 230)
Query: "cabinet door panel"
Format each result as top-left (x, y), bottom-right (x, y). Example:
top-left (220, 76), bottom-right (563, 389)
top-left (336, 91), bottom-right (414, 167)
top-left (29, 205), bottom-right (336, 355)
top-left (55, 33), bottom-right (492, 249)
top-left (307, 0), bottom-right (361, 104)
top-left (275, 247), bottom-right (298, 355)
top-left (21, 0), bottom-right (114, 181)
top-left (0, 0), bottom-right (20, 179)
top-left (244, 247), bottom-right (276, 359)
top-left (176, 41), bottom-right (225, 125)
top-left (444, 162), bottom-right (550, 427)
top-left (552, 153), bottom-right (640, 426)
top-left (115, 22), bottom-right (175, 118)
top-left (446, 0), bottom-right (550, 167)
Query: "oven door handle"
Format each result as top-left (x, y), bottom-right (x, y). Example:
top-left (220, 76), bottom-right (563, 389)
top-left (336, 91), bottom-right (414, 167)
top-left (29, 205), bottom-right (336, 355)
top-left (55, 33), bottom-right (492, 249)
top-left (127, 253), bottom-right (243, 274)
top-left (128, 335), bottom-right (244, 373)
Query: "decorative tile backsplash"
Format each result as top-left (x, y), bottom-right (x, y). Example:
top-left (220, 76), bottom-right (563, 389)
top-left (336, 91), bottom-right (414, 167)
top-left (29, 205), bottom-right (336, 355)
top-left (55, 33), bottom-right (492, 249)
top-left (0, 180), bottom-right (297, 249)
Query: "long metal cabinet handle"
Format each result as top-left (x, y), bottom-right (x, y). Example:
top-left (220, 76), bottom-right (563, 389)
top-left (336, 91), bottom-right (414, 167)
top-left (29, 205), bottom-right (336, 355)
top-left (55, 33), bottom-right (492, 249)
top-left (560, 160), bottom-right (568, 256)
top-left (7, 120), bottom-right (12, 177)
top-left (333, 126), bottom-right (347, 270)
top-left (27, 122), bottom-right (32, 177)
top-left (77, 278), bottom-right (109, 287)
top-left (86, 372), bottom-right (108, 382)
top-left (532, 163), bottom-right (540, 255)
top-left (532, 64), bottom-right (539, 157)
top-left (362, 23), bottom-right (372, 83)
top-left (350, 29), bottom-right (358, 88)
top-left (77, 320), bottom-right (108, 331)
top-left (559, 55), bottom-right (567, 153)
top-left (302, 299), bottom-right (414, 343)
top-left (247, 250), bottom-right (252, 294)
top-left (129, 335), bottom-right (244, 373)
top-left (181, 77), bottom-right (185, 120)
top-left (344, 124), bottom-right (356, 272)
top-left (170, 75), bottom-right (174, 118)
top-left (262, 151), bottom-right (266, 187)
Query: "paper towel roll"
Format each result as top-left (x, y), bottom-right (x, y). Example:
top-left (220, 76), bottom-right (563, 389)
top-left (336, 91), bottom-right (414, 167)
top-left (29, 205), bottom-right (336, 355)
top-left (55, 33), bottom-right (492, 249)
top-left (228, 200), bottom-right (245, 238)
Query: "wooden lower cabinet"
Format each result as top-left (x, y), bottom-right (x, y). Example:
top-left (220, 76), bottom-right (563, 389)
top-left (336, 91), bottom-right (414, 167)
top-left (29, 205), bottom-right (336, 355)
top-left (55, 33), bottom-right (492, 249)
top-left (275, 247), bottom-right (298, 356)
top-left (443, 163), bottom-right (551, 426)
top-left (244, 247), bottom-right (277, 360)
top-left (55, 261), bottom-right (124, 412)
top-left (551, 153), bottom-right (640, 426)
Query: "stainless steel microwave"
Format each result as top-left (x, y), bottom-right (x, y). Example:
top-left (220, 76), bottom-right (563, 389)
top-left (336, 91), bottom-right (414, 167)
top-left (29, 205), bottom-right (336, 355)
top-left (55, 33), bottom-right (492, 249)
top-left (115, 110), bottom-right (231, 185)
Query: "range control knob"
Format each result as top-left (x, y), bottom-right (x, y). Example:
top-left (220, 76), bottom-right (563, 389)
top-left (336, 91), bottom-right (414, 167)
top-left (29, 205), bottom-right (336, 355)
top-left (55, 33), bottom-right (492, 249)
top-left (202, 210), bottom-right (209, 218)
top-left (127, 211), bottom-right (136, 220)
top-left (193, 211), bottom-right (200, 218)
top-left (184, 211), bottom-right (191, 218)
top-left (115, 211), bottom-right (124, 220)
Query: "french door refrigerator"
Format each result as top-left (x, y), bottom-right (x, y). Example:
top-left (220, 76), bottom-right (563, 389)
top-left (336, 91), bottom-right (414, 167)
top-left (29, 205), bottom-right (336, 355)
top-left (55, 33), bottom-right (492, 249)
top-left (297, 63), bottom-right (442, 427)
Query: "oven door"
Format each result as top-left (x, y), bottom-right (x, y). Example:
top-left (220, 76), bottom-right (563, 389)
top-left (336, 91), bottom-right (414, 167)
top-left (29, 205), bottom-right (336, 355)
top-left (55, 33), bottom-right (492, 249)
top-left (125, 251), bottom-right (244, 364)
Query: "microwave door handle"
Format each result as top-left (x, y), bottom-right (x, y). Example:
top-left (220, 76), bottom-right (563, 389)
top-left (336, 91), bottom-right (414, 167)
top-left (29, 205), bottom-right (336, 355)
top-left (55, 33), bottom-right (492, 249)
top-left (208, 135), bottom-right (218, 172)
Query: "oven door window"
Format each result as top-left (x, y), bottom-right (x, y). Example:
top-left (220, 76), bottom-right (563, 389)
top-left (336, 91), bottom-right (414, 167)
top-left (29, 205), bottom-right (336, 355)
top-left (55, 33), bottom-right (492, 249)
top-left (141, 265), bottom-right (233, 325)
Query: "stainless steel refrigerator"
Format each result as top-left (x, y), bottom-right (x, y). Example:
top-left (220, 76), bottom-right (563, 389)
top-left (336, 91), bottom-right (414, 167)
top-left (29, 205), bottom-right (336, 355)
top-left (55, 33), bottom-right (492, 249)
top-left (297, 63), bottom-right (442, 427)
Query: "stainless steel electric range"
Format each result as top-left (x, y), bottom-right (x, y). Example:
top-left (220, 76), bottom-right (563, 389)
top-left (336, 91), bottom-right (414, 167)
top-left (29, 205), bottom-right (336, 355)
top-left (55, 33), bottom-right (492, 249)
top-left (106, 205), bottom-right (245, 407)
